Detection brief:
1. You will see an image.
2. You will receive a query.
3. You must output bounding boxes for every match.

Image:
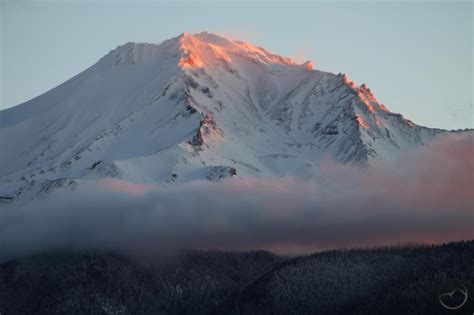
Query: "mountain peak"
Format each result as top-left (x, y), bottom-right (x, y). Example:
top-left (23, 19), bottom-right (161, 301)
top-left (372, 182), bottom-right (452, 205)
top-left (102, 32), bottom-right (314, 74)
top-left (0, 31), bottom-right (455, 204)
top-left (174, 31), bottom-right (311, 74)
top-left (180, 31), bottom-right (234, 48)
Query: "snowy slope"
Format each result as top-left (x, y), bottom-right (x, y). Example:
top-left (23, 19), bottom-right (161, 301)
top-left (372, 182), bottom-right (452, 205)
top-left (0, 32), bottom-right (459, 204)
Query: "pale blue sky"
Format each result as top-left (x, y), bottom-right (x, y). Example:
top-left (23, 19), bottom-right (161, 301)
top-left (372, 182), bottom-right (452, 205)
top-left (1, 1), bottom-right (472, 129)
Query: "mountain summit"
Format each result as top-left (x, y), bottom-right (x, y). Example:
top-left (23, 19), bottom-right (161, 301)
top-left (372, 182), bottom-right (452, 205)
top-left (0, 32), bottom-right (451, 204)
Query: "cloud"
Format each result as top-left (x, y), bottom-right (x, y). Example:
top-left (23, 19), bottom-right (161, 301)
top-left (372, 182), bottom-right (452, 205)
top-left (0, 133), bottom-right (473, 262)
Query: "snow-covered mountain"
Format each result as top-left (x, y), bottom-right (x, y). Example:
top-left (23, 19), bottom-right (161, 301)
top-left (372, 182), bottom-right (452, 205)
top-left (0, 32), bottom-right (456, 204)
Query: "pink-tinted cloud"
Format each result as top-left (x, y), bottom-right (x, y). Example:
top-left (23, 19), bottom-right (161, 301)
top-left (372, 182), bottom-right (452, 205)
top-left (0, 133), bottom-right (472, 261)
top-left (98, 178), bottom-right (155, 196)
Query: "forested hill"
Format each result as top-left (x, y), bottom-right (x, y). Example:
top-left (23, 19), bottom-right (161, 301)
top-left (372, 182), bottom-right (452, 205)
top-left (0, 241), bottom-right (472, 314)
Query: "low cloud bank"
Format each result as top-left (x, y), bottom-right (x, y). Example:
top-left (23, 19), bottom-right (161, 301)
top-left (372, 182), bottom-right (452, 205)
top-left (0, 134), bottom-right (473, 261)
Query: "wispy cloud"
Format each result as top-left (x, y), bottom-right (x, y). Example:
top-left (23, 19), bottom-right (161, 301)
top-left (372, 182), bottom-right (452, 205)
top-left (0, 133), bottom-right (472, 262)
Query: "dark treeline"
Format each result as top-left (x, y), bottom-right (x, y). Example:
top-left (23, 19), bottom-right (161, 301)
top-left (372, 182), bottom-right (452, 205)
top-left (0, 241), bottom-right (472, 314)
